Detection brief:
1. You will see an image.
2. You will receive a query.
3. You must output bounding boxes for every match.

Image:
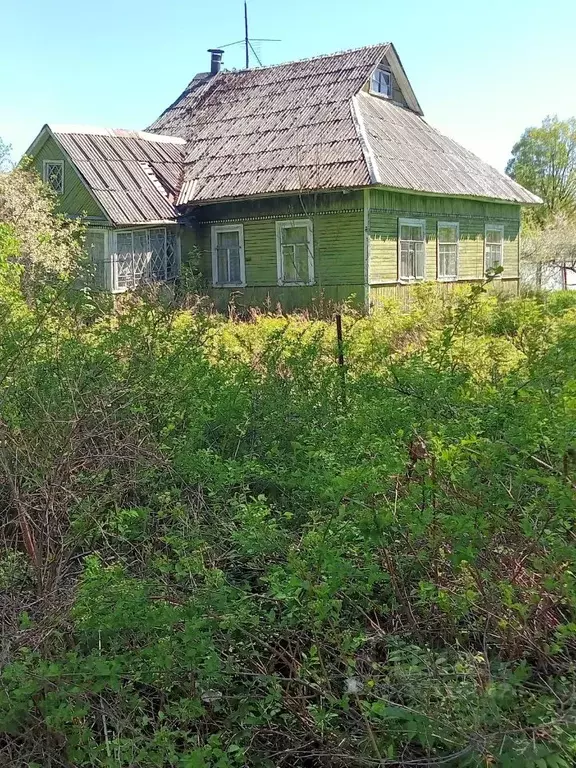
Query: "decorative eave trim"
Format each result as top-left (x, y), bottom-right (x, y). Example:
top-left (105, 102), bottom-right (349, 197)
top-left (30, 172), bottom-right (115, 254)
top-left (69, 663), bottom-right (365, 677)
top-left (370, 206), bottom-right (520, 222)
top-left (350, 96), bottom-right (381, 185)
top-left (198, 208), bottom-right (363, 225)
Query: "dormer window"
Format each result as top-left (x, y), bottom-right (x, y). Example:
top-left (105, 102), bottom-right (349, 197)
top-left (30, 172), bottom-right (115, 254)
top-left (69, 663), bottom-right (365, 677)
top-left (370, 66), bottom-right (392, 98)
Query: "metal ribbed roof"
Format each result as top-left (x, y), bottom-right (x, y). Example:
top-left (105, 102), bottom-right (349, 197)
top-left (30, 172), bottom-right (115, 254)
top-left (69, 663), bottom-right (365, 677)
top-left (49, 126), bottom-right (185, 225)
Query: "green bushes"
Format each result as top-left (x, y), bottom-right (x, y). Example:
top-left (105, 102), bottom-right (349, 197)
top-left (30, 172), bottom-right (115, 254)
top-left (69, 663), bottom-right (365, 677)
top-left (1, 277), bottom-right (576, 766)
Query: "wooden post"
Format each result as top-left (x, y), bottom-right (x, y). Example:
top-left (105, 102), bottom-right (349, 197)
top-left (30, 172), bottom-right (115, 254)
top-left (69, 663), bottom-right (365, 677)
top-left (335, 313), bottom-right (346, 408)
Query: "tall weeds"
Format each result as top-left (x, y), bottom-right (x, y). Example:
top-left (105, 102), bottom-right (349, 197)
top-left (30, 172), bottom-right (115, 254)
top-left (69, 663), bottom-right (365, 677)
top-left (1, 276), bottom-right (576, 767)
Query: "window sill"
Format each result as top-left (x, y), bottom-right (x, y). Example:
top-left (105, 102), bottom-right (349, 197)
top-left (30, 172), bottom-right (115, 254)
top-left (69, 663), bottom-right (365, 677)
top-left (398, 277), bottom-right (425, 284)
top-left (437, 276), bottom-right (458, 282)
top-left (369, 89), bottom-right (392, 100)
top-left (277, 281), bottom-right (316, 287)
top-left (212, 283), bottom-right (247, 289)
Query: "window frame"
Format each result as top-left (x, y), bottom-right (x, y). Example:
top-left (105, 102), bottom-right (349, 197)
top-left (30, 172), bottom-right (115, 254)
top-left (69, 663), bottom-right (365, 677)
top-left (43, 159), bottom-right (64, 194)
top-left (370, 65), bottom-right (392, 99)
top-left (276, 219), bottom-right (315, 286)
top-left (484, 223), bottom-right (505, 275)
top-left (111, 227), bottom-right (181, 293)
top-left (398, 218), bottom-right (426, 282)
top-left (211, 224), bottom-right (246, 288)
top-left (436, 221), bottom-right (459, 281)
top-left (84, 227), bottom-right (111, 291)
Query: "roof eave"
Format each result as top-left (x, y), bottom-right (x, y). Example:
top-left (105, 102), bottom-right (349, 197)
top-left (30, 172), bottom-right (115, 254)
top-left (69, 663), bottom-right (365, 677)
top-left (179, 181), bottom-right (541, 209)
top-left (22, 123), bottom-right (51, 161)
top-left (372, 182), bottom-right (541, 206)
top-left (177, 183), bottom-right (372, 209)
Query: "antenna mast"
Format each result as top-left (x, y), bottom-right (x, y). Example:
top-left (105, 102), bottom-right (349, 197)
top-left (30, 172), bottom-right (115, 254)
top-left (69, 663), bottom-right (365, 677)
top-left (244, 1), bottom-right (249, 68)
top-left (216, 3), bottom-right (280, 69)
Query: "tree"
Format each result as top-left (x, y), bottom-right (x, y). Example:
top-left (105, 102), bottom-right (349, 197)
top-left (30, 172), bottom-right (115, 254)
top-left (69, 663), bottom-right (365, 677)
top-left (0, 162), bottom-right (83, 286)
top-left (0, 136), bottom-right (12, 171)
top-left (506, 116), bottom-right (576, 224)
top-left (520, 214), bottom-right (576, 289)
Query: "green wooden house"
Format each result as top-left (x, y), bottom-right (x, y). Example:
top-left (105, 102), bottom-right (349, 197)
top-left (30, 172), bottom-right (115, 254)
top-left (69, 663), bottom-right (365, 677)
top-left (25, 43), bottom-right (540, 310)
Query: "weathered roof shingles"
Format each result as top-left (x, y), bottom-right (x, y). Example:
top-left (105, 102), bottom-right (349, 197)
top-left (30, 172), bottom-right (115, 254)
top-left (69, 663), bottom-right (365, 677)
top-left (149, 45), bottom-right (390, 204)
top-left (147, 43), bottom-right (539, 206)
top-left (354, 92), bottom-right (538, 203)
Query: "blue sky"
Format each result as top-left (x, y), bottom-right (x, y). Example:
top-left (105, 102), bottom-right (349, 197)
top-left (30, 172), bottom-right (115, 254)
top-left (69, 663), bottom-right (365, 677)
top-left (1, 0), bottom-right (575, 171)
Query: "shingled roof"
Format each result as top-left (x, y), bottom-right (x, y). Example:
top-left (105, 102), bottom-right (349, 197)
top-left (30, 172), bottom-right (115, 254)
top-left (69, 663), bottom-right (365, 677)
top-left (148, 44), bottom-right (540, 207)
top-left (30, 125), bottom-right (185, 225)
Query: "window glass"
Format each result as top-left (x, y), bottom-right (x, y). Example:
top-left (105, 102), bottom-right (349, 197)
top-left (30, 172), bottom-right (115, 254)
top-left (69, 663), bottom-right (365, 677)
top-left (215, 228), bottom-right (243, 285)
top-left (116, 232), bottom-right (134, 290)
top-left (437, 223), bottom-right (458, 279)
top-left (44, 161), bottom-right (64, 193)
top-left (114, 228), bottom-right (179, 290)
top-left (217, 230), bottom-right (240, 284)
top-left (485, 226), bottom-right (504, 271)
top-left (278, 223), bottom-right (313, 284)
top-left (84, 230), bottom-right (106, 289)
top-left (371, 67), bottom-right (392, 97)
top-left (399, 219), bottom-right (425, 280)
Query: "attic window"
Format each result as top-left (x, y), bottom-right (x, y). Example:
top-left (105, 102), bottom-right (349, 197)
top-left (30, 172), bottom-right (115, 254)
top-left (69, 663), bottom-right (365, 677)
top-left (43, 160), bottom-right (64, 194)
top-left (370, 66), bottom-right (392, 98)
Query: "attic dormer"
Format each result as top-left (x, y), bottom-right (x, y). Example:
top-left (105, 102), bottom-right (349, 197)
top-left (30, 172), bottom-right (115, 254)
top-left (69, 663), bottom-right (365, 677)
top-left (363, 46), bottom-right (424, 115)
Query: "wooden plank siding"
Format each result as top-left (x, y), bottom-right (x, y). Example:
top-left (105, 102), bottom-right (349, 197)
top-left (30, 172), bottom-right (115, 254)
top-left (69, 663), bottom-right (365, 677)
top-left (190, 191), bottom-right (366, 312)
top-left (31, 135), bottom-right (107, 221)
top-left (367, 189), bottom-right (521, 309)
top-left (369, 278), bottom-right (520, 311)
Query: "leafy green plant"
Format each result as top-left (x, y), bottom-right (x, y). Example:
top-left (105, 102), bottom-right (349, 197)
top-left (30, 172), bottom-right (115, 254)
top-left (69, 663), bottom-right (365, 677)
top-left (1, 259), bottom-right (576, 766)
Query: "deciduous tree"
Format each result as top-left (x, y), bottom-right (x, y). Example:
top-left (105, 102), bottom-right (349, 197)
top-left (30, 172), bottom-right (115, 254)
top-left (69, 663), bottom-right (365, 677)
top-left (0, 162), bottom-right (83, 283)
top-left (506, 116), bottom-right (576, 224)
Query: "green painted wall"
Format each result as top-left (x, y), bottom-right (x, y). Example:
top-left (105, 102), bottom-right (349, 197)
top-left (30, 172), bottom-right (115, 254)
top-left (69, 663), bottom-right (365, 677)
top-left (368, 189), bottom-right (521, 307)
top-left (31, 134), bottom-right (106, 220)
top-left (189, 191), bottom-right (366, 312)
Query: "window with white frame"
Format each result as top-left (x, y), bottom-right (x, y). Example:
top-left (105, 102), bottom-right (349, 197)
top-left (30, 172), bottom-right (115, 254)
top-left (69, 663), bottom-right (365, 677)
top-left (276, 219), bottom-right (314, 285)
top-left (370, 66), bottom-right (392, 98)
top-left (485, 224), bottom-right (504, 273)
top-left (211, 225), bottom-right (245, 286)
top-left (43, 160), bottom-right (64, 194)
top-left (437, 222), bottom-right (459, 280)
top-left (113, 227), bottom-right (179, 291)
top-left (398, 218), bottom-right (426, 281)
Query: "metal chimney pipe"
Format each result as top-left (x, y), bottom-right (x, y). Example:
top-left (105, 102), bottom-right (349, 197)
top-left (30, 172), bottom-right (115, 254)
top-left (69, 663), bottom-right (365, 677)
top-left (208, 49), bottom-right (224, 76)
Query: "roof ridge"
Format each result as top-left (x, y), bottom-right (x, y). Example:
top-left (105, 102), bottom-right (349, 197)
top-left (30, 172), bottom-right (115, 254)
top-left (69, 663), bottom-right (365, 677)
top-left (220, 42), bottom-right (390, 75)
top-left (49, 124), bottom-right (185, 145)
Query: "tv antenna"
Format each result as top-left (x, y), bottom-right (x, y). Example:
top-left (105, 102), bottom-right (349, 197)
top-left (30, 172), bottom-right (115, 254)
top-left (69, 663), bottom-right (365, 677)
top-left (218, 1), bottom-right (280, 68)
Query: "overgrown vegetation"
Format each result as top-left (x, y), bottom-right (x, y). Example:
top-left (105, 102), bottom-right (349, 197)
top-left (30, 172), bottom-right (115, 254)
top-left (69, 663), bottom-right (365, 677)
top-left (507, 116), bottom-right (576, 279)
top-left (0, 237), bottom-right (575, 767)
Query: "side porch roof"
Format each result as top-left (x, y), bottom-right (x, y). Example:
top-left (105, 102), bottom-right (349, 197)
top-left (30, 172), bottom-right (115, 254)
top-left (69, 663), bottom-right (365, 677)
top-left (26, 125), bottom-right (186, 226)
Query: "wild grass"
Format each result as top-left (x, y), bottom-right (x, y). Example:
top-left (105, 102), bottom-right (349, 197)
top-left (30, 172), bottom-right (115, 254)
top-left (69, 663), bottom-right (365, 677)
top-left (1, 275), bottom-right (576, 767)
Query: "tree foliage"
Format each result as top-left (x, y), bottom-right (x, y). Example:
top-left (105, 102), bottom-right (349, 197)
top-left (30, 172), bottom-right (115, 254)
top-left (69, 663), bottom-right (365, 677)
top-left (507, 116), bottom-right (576, 225)
top-left (0, 258), bottom-right (576, 767)
top-left (0, 161), bottom-right (84, 288)
top-left (521, 214), bottom-right (576, 276)
top-left (0, 136), bottom-right (12, 172)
